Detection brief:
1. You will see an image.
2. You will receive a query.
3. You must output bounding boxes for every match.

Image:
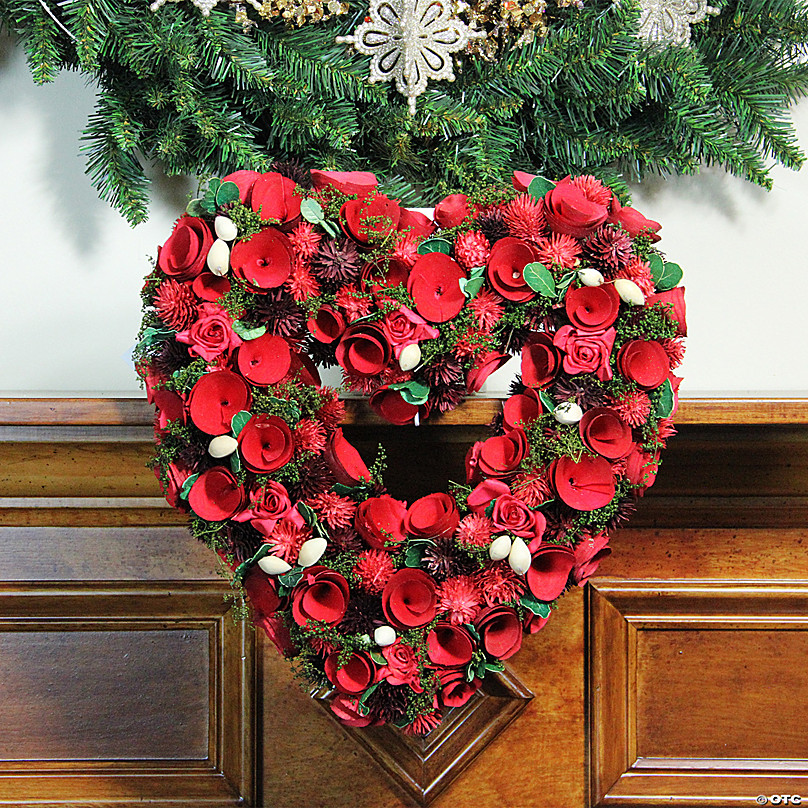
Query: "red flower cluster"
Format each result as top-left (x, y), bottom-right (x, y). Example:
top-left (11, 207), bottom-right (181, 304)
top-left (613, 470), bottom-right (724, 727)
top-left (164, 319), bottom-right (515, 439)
top-left (138, 164), bottom-right (684, 736)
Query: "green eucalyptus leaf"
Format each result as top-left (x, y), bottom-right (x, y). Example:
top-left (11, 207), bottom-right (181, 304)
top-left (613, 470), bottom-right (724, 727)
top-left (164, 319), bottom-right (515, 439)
top-left (648, 253), bottom-right (664, 284)
top-left (527, 176), bottom-right (556, 200)
top-left (523, 262), bottom-right (556, 297)
top-left (179, 472), bottom-right (200, 501)
top-left (216, 181), bottom-right (240, 207)
top-left (369, 650), bottom-right (387, 666)
top-left (321, 220), bottom-right (339, 237)
top-left (186, 198), bottom-right (205, 217)
top-left (655, 378), bottom-right (675, 417)
top-left (485, 660), bottom-right (505, 673)
top-left (300, 197), bottom-right (325, 223)
top-left (656, 261), bottom-right (683, 292)
top-left (233, 543), bottom-right (272, 582)
top-left (389, 380), bottom-right (430, 405)
top-left (404, 543), bottom-right (425, 568)
top-left (230, 410), bottom-right (252, 437)
top-left (232, 320), bottom-right (267, 340)
top-left (358, 682), bottom-right (380, 705)
top-left (538, 389), bottom-right (556, 412)
top-left (136, 326), bottom-right (174, 351)
top-left (229, 452), bottom-right (241, 474)
top-left (417, 238), bottom-right (453, 255)
top-left (520, 593), bottom-right (551, 617)
top-left (278, 568), bottom-right (304, 588)
top-left (297, 501), bottom-right (319, 527)
top-left (461, 275), bottom-right (485, 299)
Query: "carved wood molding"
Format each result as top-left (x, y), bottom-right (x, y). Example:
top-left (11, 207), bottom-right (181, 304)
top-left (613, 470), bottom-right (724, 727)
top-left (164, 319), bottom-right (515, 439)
top-left (0, 582), bottom-right (257, 806)
top-left (587, 580), bottom-right (808, 807)
top-left (312, 666), bottom-right (533, 806)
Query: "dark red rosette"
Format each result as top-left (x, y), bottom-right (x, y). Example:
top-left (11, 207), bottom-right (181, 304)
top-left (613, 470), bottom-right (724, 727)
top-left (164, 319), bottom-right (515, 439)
top-left (381, 306), bottom-right (439, 356)
top-left (221, 170), bottom-right (262, 204)
top-left (325, 651), bottom-right (377, 695)
top-left (250, 171), bottom-right (301, 225)
top-left (331, 694), bottom-right (381, 727)
top-left (553, 455), bottom-right (615, 511)
top-left (242, 565), bottom-right (282, 619)
top-left (236, 333), bottom-right (292, 385)
top-left (369, 386), bottom-right (426, 425)
top-left (426, 622), bottom-right (475, 667)
top-left (543, 177), bottom-right (609, 238)
top-left (579, 408), bottom-right (633, 459)
top-left (616, 340), bottom-right (670, 390)
top-left (526, 543), bottom-right (576, 601)
top-left (512, 170), bottom-right (537, 193)
top-left (157, 215), bottom-right (213, 281)
top-left (341, 194), bottom-right (401, 246)
top-left (434, 193), bottom-right (472, 228)
top-left (486, 237), bottom-right (538, 302)
top-left (565, 283), bottom-right (621, 332)
top-left (355, 494), bottom-right (408, 550)
top-left (553, 325), bottom-right (616, 381)
top-left (237, 413), bottom-right (295, 473)
top-left (382, 568), bottom-right (437, 628)
top-left (474, 605), bottom-right (522, 660)
top-left (398, 208), bottom-right (436, 238)
top-left (437, 667), bottom-right (482, 708)
top-left (608, 197), bottom-right (662, 242)
top-left (477, 428), bottom-right (528, 479)
top-left (407, 252), bottom-right (467, 323)
top-left (571, 533), bottom-right (611, 586)
top-left (307, 306), bottom-right (346, 344)
top-left (325, 428), bottom-right (371, 486)
top-left (491, 494), bottom-right (545, 541)
top-left (646, 287), bottom-right (687, 336)
top-left (192, 272), bottom-right (231, 301)
top-left (230, 227), bottom-right (294, 291)
top-left (405, 493), bottom-right (460, 539)
top-left (310, 169), bottom-right (377, 198)
top-left (335, 323), bottom-right (392, 377)
top-left (466, 351), bottom-right (510, 393)
top-left (234, 480), bottom-right (292, 532)
top-left (188, 467), bottom-right (246, 521)
top-left (521, 334), bottom-right (561, 388)
top-left (188, 370), bottom-right (251, 435)
top-left (291, 565), bottom-right (350, 626)
top-left (176, 303), bottom-right (242, 362)
top-left (502, 388), bottom-right (543, 431)
top-left (381, 639), bottom-right (424, 690)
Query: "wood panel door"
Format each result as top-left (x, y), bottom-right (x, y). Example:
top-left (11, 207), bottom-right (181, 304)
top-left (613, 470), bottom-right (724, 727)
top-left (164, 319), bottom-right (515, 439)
top-left (1, 399), bottom-right (807, 808)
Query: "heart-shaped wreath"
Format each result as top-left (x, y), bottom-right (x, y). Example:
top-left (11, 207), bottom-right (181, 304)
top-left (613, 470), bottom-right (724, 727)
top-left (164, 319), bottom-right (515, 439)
top-left (135, 165), bottom-right (685, 733)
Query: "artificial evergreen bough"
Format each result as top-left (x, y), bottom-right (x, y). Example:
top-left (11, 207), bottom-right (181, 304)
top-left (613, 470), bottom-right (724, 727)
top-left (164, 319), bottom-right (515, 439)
top-left (3, 0), bottom-right (808, 223)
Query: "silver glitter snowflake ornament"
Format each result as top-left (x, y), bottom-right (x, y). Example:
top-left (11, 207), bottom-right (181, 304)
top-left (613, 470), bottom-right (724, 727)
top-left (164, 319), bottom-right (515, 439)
top-left (637, 0), bottom-right (719, 46)
top-left (337, 0), bottom-right (486, 114)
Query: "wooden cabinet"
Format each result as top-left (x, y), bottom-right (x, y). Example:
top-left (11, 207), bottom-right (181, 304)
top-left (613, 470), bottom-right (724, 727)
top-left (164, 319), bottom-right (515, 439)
top-left (1, 398), bottom-right (806, 807)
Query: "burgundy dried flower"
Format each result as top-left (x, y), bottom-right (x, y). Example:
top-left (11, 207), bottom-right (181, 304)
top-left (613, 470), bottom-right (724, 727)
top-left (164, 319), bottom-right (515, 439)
top-left (312, 238), bottom-right (363, 286)
top-left (272, 158), bottom-right (313, 189)
top-left (153, 280), bottom-right (197, 330)
top-left (584, 226), bottom-right (634, 274)
top-left (476, 208), bottom-right (510, 245)
top-left (253, 290), bottom-right (307, 341)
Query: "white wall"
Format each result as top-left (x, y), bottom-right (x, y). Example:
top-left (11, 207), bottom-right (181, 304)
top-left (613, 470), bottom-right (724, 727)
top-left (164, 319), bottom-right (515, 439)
top-left (2, 33), bottom-right (807, 397)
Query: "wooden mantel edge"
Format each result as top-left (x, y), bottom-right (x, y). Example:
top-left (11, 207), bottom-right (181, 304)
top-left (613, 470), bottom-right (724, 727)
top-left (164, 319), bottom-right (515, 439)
top-left (0, 396), bottom-right (806, 427)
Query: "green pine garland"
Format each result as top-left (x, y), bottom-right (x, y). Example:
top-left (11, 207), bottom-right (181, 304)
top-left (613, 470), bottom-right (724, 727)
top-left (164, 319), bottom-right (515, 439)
top-left (2, 0), bottom-right (808, 223)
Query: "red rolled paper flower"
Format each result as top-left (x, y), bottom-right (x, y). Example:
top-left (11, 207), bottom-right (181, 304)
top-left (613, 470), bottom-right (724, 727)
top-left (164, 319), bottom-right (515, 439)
top-left (382, 568), bottom-right (437, 629)
top-left (236, 333), bottom-right (292, 385)
top-left (292, 565), bottom-right (350, 626)
top-left (230, 227), bottom-right (294, 291)
top-left (341, 194), bottom-right (401, 246)
top-left (626, 445), bottom-right (660, 492)
top-left (543, 176), bottom-right (609, 238)
top-left (526, 543), bottom-right (576, 601)
top-left (553, 455), bottom-right (616, 511)
top-left (523, 612), bottom-right (551, 634)
top-left (491, 494), bottom-right (545, 541)
top-left (331, 694), bottom-right (380, 727)
top-left (250, 172), bottom-right (301, 225)
top-left (310, 169), bottom-right (378, 198)
top-left (571, 533), bottom-right (611, 586)
top-left (242, 565), bottom-right (282, 620)
top-left (502, 388), bottom-right (543, 431)
top-left (157, 215), bottom-right (214, 281)
top-left (647, 287), bottom-right (687, 336)
top-left (307, 306), bottom-right (346, 344)
top-left (192, 272), bottom-right (231, 301)
top-left (405, 493), bottom-right (460, 539)
top-left (407, 253), bottom-right (467, 323)
top-left (188, 466), bottom-right (246, 521)
top-left (486, 237), bottom-right (538, 302)
top-left (553, 325), bottom-right (616, 382)
top-left (155, 461), bottom-right (193, 511)
top-left (221, 170), bottom-right (261, 204)
top-left (369, 386), bottom-right (424, 425)
top-left (565, 283), bottom-right (621, 332)
top-left (474, 605), bottom-right (522, 660)
top-left (355, 494), bottom-right (408, 550)
top-left (477, 428), bottom-right (528, 479)
top-left (325, 428), bottom-right (371, 486)
top-left (426, 622), bottom-right (475, 667)
top-left (466, 351), bottom-right (510, 393)
top-left (521, 334), bottom-right (561, 388)
top-left (288, 351), bottom-right (321, 387)
top-left (579, 407), bottom-right (633, 459)
top-left (437, 667), bottom-right (482, 708)
top-left (434, 194), bottom-right (472, 228)
top-left (466, 479), bottom-right (511, 514)
top-left (398, 208), bottom-right (436, 239)
top-left (150, 388), bottom-right (185, 431)
top-left (188, 370), bottom-right (251, 435)
top-left (325, 651), bottom-right (376, 695)
top-left (237, 413), bottom-right (295, 473)
top-left (616, 340), bottom-right (670, 390)
top-left (512, 170), bottom-right (537, 193)
top-left (335, 323), bottom-right (392, 377)
top-left (608, 197), bottom-right (661, 242)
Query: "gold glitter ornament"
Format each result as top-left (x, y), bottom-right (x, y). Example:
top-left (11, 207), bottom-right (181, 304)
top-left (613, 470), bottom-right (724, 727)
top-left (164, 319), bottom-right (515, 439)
top-left (150, 0), bottom-right (347, 29)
